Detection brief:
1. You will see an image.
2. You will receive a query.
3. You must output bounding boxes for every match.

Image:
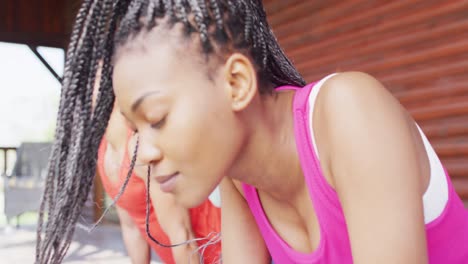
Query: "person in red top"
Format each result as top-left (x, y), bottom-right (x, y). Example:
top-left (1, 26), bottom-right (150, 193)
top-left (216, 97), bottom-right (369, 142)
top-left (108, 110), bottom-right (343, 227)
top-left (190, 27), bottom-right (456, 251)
top-left (96, 66), bottom-right (221, 264)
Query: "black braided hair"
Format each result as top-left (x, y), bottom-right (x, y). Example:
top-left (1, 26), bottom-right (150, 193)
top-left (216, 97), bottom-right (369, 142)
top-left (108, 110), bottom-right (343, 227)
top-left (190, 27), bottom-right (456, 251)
top-left (36, 0), bottom-right (305, 263)
top-left (35, 1), bottom-right (131, 263)
top-left (114, 0), bottom-right (305, 91)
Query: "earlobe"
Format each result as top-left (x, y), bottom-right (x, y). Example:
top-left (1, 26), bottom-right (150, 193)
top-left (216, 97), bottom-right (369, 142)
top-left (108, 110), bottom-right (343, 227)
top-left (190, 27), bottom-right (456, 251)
top-left (224, 53), bottom-right (258, 111)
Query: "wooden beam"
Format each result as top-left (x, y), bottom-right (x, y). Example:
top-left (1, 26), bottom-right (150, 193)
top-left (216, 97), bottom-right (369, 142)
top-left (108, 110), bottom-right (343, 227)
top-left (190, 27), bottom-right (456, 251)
top-left (0, 0), bottom-right (75, 49)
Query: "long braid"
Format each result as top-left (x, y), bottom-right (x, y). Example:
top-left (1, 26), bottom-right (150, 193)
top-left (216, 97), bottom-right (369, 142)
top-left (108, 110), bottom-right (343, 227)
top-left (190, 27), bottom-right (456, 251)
top-left (38, 0), bottom-right (104, 261)
top-left (38, 0), bottom-right (100, 258)
top-left (35, 0), bottom-right (128, 263)
top-left (50, 0), bottom-right (100, 214)
top-left (53, 1), bottom-right (117, 261)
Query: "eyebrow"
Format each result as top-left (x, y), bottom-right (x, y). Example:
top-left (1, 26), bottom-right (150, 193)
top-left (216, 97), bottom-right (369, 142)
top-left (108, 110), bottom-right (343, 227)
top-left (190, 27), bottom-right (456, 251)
top-left (131, 91), bottom-right (160, 112)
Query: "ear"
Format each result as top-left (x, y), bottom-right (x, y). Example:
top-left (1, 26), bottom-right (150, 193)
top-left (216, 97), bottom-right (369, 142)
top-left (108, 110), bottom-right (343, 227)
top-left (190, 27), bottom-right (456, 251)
top-left (223, 53), bottom-right (258, 111)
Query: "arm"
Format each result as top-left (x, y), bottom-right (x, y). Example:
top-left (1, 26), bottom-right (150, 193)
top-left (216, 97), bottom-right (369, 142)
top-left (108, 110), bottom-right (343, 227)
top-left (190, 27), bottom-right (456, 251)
top-left (148, 177), bottom-right (200, 264)
top-left (220, 177), bottom-right (270, 264)
top-left (116, 206), bottom-right (151, 264)
top-left (319, 72), bottom-right (428, 263)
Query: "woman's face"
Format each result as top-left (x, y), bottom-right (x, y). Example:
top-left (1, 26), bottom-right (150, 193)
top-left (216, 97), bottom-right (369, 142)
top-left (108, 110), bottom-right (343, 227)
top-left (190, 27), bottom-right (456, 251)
top-left (113, 33), bottom-right (245, 208)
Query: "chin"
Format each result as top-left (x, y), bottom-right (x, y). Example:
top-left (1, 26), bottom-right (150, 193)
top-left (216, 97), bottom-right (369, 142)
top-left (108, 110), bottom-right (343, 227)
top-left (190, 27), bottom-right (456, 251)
top-left (177, 191), bottom-right (209, 209)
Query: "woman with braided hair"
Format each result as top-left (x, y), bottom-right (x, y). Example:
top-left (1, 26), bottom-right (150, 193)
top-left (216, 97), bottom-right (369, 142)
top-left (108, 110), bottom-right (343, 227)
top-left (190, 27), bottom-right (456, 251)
top-left (37, 0), bottom-right (468, 263)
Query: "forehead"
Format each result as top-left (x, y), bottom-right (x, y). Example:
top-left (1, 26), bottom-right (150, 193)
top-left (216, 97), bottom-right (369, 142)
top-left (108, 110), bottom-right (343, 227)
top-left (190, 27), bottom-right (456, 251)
top-left (111, 26), bottom-right (217, 106)
top-left (115, 23), bottom-right (182, 60)
top-left (115, 22), bottom-right (225, 82)
top-left (112, 42), bottom-right (186, 104)
top-left (113, 20), bottom-right (226, 74)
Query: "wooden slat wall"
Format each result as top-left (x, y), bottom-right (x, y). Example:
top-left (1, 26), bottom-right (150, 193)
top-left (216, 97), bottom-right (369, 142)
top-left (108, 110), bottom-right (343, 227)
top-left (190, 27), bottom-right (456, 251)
top-left (0, 0), bottom-right (78, 48)
top-left (264, 0), bottom-right (468, 200)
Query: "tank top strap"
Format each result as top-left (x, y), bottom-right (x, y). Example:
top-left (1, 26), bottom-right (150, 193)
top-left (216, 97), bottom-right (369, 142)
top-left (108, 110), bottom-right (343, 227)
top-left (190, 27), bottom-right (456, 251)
top-left (292, 81), bottom-right (343, 212)
top-left (292, 82), bottom-right (317, 110)
top-left (274, 82), bottom-right (317, 115)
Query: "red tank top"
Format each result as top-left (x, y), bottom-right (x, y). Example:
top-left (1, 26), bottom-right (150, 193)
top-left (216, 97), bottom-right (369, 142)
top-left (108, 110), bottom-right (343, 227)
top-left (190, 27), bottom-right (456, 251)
top-left (97, 135), bottom-right (221, 264)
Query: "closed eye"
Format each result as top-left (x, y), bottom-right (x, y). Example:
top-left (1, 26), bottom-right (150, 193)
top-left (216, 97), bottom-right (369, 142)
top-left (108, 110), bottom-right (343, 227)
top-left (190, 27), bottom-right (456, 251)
top-left (150, 116), bottom-right (167, 129)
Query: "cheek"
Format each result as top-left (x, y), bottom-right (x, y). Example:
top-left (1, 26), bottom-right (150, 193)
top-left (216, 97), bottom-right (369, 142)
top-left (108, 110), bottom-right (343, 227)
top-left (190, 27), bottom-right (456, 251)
top-left (166, 101), bottom-right (225, 158)
top-left (185, 102), bottom-right (242, 170)
top-left (165, 96), bottom-right (240, 205)
top-left (165, 93), bottom-right (242, 165)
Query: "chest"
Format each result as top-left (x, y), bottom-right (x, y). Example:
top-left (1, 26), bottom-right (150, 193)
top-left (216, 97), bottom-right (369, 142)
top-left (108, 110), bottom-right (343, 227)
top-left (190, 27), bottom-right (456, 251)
top-left (257, 187), bottom-right (322, 254)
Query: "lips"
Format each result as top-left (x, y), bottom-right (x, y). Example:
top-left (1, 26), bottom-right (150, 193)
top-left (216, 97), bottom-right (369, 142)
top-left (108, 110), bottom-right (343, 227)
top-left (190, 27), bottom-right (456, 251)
top-left (154, 172), bottom-right (179, 193)
top-left (154, 172), bottom-right (178, 184)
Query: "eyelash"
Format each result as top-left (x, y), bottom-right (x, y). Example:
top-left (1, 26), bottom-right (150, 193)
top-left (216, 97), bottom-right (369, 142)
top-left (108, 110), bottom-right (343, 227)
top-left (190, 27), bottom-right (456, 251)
top-left (150, 116), bottom-right (167, 129)
top-left (127, 115), bottom-right (167, 134)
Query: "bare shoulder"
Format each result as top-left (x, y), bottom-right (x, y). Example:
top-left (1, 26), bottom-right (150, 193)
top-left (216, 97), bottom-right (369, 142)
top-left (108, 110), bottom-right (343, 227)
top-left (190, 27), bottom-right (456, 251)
top-left (313, 71), bottom-right (418, 183)
top-left (319, 71), bottom-right (400, 112)
top-left (314, 72), bottom-right (429, 262)
top-left (315, 71), bottom-right (409, 137)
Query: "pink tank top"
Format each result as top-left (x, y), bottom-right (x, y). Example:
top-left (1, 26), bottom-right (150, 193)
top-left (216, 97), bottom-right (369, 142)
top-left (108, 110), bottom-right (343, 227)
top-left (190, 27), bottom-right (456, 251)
top-left (242, 82), bottom-right (468, 263)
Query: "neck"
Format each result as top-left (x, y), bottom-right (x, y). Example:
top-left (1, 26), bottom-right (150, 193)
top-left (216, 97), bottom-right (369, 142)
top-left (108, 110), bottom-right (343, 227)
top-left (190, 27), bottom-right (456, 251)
top-left (228, 90), bottom-right (305, 200)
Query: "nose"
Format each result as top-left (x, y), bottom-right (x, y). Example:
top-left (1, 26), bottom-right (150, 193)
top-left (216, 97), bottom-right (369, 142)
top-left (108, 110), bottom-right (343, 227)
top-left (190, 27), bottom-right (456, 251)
top-left (135, 134), bottom-right (162, 166)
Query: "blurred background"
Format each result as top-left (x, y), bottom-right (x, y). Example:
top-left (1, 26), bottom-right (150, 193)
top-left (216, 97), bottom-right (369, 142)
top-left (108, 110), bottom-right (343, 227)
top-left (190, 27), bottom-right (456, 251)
top-left (0, 1), bottom-right (149, 263)
top-left (0, 0), bottom-right (467, 263)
